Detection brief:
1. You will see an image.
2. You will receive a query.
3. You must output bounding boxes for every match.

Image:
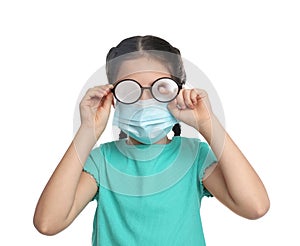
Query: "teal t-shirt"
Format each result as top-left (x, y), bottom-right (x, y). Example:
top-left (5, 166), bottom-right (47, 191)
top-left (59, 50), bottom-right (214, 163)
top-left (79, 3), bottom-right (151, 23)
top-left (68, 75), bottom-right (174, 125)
top-left (83, 136), bottom-right (217, 246)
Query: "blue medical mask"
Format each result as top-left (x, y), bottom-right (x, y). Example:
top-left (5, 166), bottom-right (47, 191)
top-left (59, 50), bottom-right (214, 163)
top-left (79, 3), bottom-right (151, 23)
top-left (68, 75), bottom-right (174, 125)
top-left (113, 99), bottom-right (178, 144)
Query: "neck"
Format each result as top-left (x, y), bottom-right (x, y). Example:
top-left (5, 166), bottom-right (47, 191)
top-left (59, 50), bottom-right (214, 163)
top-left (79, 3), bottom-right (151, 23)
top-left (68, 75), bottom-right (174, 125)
top-left (126, 136), bottom-right (171, 145)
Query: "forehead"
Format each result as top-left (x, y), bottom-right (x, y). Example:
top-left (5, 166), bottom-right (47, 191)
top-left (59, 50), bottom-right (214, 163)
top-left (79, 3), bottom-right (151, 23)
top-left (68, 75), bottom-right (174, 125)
top-left (116, 56), bottom-right (170, 81)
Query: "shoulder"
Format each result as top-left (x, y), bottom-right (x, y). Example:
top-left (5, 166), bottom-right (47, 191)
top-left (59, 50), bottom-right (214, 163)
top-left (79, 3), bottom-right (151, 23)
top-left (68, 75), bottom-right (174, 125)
top-left (91, 140), bottom-right (122, 153)
top-left (84, 140), bottom-right (122, 178)
top-left (178, 136), bottom-right (209, 151)
top-left (178, 136), bottom-right (216, 166)
top-left (174, 136), bottom-right (214, 165)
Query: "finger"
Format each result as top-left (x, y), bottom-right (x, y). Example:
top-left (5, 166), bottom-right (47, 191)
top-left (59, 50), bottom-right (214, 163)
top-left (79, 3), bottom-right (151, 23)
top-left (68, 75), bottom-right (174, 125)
top-left (88, 84), bottom-right (113, 97)
top-left (86, 87), bottom-right (110, 100)
top-left (167, 98), bottom-right (177, 111)
top-left (182, 89), bottom-right (194, 109)
top-left (194, 89), bottom-right (212, 113)
top-left (83, 88), bottom-right (101, 100)
top-left (167, 98), bottom-right (180, 118)
top-left (101, 92), bottom-right (113, 111)
top-left (190, 89), bottom-right (199, 105)
top-left (103, 84), bottom-right (114, 95)
top-left (175, 90), bottom-right (186, 109)
top-left (198, 89), bottom-right (208, 100)
top-left (94, 84), bottom-right (113, 95)
top-left (93, 84), bottom-right (114, 91)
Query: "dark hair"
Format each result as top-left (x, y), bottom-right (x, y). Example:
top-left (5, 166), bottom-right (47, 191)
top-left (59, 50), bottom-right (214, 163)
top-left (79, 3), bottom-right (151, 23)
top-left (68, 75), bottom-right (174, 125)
top-left (107, 35), bottom-right (185, 139)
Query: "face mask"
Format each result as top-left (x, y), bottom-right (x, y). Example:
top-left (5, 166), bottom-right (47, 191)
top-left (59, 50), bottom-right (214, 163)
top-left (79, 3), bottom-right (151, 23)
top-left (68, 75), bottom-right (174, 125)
top-left (113, 99), bottom-right (178, 144)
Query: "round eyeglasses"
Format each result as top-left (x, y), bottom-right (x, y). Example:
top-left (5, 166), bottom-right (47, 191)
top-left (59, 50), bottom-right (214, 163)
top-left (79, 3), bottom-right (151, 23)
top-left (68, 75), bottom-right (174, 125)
top-left (111, 77), bottom-right (182, 104)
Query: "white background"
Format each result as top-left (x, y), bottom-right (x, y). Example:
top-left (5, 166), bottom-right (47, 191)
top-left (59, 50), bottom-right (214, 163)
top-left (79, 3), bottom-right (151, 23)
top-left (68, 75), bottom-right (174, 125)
top-left (1, 0), bottom-right (299, 245)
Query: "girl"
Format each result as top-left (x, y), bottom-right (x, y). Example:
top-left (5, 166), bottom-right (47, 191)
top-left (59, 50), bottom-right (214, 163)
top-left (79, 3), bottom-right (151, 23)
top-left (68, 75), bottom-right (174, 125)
top-left (33, 35), bottom-right (270, 245)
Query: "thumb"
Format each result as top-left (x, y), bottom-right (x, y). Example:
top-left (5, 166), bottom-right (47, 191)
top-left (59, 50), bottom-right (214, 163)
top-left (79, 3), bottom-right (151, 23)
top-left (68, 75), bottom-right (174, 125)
top-left (101, 92), bottom-right (113, 111)
top-left (167, 99), bottom-right (180, 118)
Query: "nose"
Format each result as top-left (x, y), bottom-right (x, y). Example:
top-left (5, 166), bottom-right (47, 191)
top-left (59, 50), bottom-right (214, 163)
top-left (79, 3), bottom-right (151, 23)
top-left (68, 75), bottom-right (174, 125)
top-left (140, 87), bottom-right (153, 100)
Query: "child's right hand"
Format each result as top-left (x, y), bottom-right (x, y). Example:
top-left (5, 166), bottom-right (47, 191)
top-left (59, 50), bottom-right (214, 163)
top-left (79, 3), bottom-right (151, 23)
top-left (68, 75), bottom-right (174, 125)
top-left (79, 84), bottom-right (114, 140)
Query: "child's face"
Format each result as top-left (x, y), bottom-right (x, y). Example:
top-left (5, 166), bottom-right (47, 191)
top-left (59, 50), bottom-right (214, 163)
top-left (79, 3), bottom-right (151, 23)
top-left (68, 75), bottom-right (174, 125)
top-left (116, 57), bottom-right (171, 100)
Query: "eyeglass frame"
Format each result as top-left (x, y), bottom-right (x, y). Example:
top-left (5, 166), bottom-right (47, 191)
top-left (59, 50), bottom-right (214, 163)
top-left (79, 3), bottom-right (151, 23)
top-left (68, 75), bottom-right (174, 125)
top-left (111, 77), bottom-right (183, 104)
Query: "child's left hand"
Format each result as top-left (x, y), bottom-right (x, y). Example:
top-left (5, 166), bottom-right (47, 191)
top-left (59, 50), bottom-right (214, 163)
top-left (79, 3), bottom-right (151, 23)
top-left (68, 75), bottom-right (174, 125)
top-left (167, 88), bottom-right (213, 132)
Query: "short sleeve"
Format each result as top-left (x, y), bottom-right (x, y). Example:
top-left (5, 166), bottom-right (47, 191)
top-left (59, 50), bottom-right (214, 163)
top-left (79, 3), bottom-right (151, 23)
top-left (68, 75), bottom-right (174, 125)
top-left (83, 147), bottom-right (103, 197)
top-left (198, 142), bottom-right (217, 197)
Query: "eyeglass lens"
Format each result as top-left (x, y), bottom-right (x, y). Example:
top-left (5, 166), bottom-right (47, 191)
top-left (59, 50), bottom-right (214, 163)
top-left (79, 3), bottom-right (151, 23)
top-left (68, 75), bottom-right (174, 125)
top-left (114, 80), bottom-right (141, 103)
top-left (113, 78), bottom-right (180, 104)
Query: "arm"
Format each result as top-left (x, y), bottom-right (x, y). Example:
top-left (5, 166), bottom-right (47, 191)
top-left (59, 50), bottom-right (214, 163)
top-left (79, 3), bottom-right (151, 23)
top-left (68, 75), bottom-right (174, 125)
top-left (33, 84), bottom-right (114, 235)
top-left (201, 116), bottom-right (270, 219)
top-left (168, 89), bottom-right (270, 219)
top-left (33, 128), bottom-right (98, 235)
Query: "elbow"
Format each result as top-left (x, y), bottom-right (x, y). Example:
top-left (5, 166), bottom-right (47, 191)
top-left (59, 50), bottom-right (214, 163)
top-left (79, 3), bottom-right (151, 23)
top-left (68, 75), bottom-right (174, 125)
top-left (245, 198), bottom-right (270, 220)
top-left (33, 215), bottom-right (62, 236)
